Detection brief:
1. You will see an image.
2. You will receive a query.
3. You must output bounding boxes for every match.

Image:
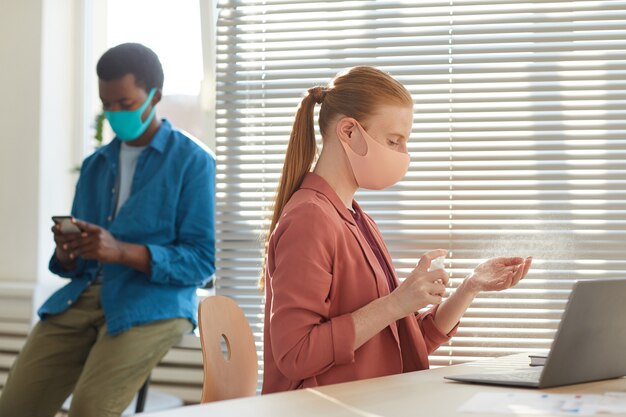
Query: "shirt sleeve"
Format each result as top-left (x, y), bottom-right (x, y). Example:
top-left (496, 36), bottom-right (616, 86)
top-left (146, 151), bottom-right (216, 287)
top-left (49, 255), bottom-right (87, 279)
top-left (268, 202), bottom-right (356, 382)
top-left (417, 304), bottom-right (459, 354)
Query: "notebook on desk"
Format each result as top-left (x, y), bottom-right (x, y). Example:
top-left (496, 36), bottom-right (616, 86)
top-left (445, 278), bottom-right (626, 389)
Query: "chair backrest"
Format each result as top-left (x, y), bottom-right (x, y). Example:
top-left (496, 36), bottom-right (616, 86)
top-left (198, 296), bottom-right (258, 402)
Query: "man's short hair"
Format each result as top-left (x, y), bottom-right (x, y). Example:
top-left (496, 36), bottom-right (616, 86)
top-left (96, 43), bottom-right (164, 91)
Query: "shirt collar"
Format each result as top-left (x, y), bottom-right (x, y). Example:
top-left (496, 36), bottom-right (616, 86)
top-left (299, 172), bottom-right (360, 225)
top-left (145, 118), bottom-right (172, 153)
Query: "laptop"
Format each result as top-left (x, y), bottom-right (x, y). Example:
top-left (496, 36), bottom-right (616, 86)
top-left (444, 278), bottom-right (626, 388)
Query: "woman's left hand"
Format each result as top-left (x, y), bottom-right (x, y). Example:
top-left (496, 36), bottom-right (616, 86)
top-left (465, 256), bottom-right (532, 294)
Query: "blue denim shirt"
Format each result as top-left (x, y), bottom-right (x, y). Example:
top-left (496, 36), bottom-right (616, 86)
top-left (39, 119), bottom-right (216, 335)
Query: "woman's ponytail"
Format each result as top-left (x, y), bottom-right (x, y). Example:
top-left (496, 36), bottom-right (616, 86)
top-left (259, 87), bottom-right (327, 290)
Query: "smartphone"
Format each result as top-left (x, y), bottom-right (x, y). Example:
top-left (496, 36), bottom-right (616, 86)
top-left (52, 216), bottom-right (81, 234)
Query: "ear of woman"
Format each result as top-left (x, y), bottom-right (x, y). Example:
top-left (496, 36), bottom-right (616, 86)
top-left (336, 117), bottom-right (367, 156)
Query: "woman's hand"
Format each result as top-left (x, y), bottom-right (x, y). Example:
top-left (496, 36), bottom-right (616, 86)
top-left (465, 256), bottom-right (532, 294)
top-left (389, 249), bottom-right (450, 319)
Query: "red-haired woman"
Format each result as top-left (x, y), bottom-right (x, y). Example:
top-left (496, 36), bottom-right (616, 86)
top-left (262, 66), bottom-right (532, 393)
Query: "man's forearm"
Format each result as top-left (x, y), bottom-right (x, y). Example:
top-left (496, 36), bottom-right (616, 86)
top-left (117, 242), bottom-right (151, 274)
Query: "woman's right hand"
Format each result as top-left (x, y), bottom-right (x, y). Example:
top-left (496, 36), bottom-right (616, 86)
top-left (389, 249), bottom-right (449, 319)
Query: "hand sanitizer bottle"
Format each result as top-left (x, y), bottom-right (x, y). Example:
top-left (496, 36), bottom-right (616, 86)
top-left (430, 256), bottom-right (446, 271)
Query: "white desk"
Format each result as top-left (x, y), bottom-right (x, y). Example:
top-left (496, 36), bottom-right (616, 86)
top-left (141, 354), bottom-right (626, 417)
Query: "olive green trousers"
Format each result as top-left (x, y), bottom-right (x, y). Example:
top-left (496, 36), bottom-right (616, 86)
top-left (0, 283), bottom-right (191, 417)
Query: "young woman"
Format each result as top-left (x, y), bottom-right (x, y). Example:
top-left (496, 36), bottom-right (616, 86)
top-left (261, 66), bottom-right (532, 394)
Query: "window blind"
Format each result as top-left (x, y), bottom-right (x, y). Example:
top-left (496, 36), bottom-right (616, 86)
top-left (215, 0), bottom-right (626, 380)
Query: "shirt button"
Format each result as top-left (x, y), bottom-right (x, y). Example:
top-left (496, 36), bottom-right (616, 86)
top-left (67, 300), bottom-right (72, 306)
top-left (112, 188), bottom-right (115, 193)
top-left (107, 216), bottom-right (112, 222)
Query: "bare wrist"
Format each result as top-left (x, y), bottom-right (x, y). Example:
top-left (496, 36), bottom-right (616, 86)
top-left (384, 293), bottom-right (405, 321)
top-left (459, 275), bottom-right (481, 297)
top-left (56, 251), bottom-right (76, 271)
top-left (116, 241), bottom-right (127, 265)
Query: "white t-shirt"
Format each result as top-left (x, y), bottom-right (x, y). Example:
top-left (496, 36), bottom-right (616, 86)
top-left (115, 142), bottom-right (147, 216)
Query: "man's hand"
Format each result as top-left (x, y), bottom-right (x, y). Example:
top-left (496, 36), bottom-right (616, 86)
top-left (64, 219), bottom-right (124, 264)
top-left (51, 223), bottom-right (83, 269)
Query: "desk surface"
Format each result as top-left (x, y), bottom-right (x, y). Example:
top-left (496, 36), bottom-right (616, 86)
top-left (142, 354), bottom-right (626, 417)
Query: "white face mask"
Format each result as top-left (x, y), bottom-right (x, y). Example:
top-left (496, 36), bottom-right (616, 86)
top-left (339, 121), bottom-right (410, 190)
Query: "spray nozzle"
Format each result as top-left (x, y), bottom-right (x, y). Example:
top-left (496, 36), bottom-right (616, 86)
top-left (430, 256), bottom-right (446, 271)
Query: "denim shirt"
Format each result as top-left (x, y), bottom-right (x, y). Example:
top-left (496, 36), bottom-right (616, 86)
top-left (39, 119), bottom-right (216, 335)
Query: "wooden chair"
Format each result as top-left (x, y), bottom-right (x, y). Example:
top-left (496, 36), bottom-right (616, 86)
top-left (197, 296), bottom-right (258, 402)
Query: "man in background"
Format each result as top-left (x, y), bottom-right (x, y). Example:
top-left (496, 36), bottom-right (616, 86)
top-left (0, 43), bottom-right (215, 417)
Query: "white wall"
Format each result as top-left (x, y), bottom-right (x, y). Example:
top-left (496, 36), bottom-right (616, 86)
top-left (0, 0), bottom-right (86, 313)
top-left (0, 1), bottom-right (45, 284)
top-left (36, 0), bottom-right (85, 303)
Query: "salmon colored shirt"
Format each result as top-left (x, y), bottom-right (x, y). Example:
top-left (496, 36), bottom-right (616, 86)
top-left (262, 173), bottom-right (458, 394)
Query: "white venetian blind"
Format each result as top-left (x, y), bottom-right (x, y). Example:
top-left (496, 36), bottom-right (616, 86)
top-left (214, 0), bottom-right (626, 380)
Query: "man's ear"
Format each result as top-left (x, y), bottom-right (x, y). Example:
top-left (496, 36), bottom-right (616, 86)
top-left (336, 117), bottom-right (358, 144)
top-left (152, 89), bottom-right (162, 106)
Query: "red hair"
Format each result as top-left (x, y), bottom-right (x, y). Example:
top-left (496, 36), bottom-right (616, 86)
top-left (260, 66), bottom-right (412, 289)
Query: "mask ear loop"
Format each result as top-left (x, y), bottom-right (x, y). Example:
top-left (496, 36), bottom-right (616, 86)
top-left (139, 88), bottom-right (158, 123)
top-left (336, 118), bottom-right (368, 157)
top-left (352, 121), bottom-right (372, 158)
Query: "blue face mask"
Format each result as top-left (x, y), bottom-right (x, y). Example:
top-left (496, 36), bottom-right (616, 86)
top-left (105, 88), bottom-right (157, 141)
